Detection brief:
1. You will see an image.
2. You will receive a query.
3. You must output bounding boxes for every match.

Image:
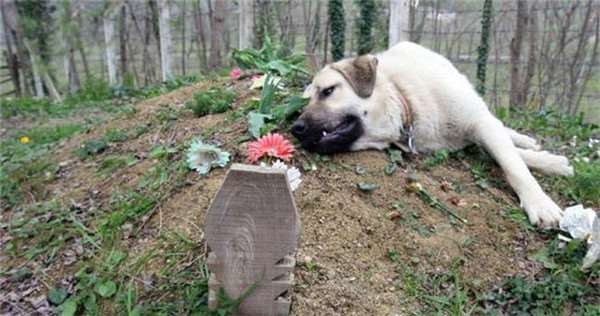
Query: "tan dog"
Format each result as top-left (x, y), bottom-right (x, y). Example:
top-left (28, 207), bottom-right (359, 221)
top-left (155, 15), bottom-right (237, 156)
top-left (291, 42), bottom-right (573, 228)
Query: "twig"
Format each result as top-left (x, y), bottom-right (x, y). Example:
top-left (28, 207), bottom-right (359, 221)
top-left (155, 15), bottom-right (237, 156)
top-left (417, 188), bottom-right (468, 224)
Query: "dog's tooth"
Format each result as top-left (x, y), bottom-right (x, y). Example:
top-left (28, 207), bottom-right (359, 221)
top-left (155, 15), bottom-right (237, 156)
top-left (322, 131), bottom-right (328, 136)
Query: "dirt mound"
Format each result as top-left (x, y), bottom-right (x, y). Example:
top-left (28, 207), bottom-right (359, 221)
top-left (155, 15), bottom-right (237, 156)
top-left (3, 80), bottom-right (560, 315)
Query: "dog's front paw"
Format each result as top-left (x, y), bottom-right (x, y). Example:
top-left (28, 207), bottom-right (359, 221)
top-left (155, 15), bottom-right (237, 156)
top-left (521, 136), bottom-right (542, 151)
top-left (544, 152), bottom-right (574, 176)
top-left (555, 158), bottom-right (574, 177)
top-left (522, 194), bottom-right (563, 228)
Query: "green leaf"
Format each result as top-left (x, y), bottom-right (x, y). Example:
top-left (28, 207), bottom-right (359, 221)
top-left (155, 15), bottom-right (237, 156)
top-left (129, 305), bottom-right (143, 316)
top-left (388, 149), bottom-right (404, 164)
top-left (272, 95), bottom-right (308, 123)
top-left (302, 161), bottom-right (314, 172)
top-left (48, 287), bottom-right (69, 305)
top-left (105, 250), bottom-right (127, 268)
top-left (95, 280), bottom-right (117, 298)
top-left (357, 183), bottom-right (380, 192)
top-left (59, 298), bottom-right (78, 316)
top-left (258, 76), bottom-right (277, 114)
top-left (355, 164), bottom-right (366, 175)
top-left (266, 60), bottom-right (292, 76)
top-left (247, 111), bottom-right (272, 139)
top-left (149, 146), bottom-right (177, 159)
top-left (529, 248), bottom-right (559, 270)
top-left (384, 163), bottom-right (397, 175)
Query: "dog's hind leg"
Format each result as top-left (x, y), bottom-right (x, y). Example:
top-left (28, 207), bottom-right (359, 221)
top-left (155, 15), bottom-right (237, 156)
top-left (517, 148), bottom-right (574, 176)
top-left (471, 116), bottom-right (563, 227)
top-left (506, 127), bottom-right (541, 150)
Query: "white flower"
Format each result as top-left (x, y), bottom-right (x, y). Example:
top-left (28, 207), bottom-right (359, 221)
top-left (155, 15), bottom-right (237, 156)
top-left (270, 160), bottom-right (302, 191)
top-left (570, 136), bottom-right (577, 147)
top-left (186, 139), bottom-right (230, 175)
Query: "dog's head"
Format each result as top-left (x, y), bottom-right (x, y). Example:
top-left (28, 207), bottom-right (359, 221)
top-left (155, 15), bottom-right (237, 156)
top-left (291, 55), bottom-right (384, 154)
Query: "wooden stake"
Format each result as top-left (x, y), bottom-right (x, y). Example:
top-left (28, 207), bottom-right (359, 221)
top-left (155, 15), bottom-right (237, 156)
top-left (205, 164), bottom-right (300, 316)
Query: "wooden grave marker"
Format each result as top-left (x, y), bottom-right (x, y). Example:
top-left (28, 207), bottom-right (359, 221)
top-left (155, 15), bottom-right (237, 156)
top-left (205, 164), bottom-right (300, 315)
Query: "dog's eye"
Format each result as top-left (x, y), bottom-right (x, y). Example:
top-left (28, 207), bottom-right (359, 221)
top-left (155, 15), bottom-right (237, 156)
top-left (320, 86), bottom-right (335, 98)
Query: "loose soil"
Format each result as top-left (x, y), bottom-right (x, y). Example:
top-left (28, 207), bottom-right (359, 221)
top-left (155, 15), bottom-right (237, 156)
top-left (2, 80), bottom-right (570, 315)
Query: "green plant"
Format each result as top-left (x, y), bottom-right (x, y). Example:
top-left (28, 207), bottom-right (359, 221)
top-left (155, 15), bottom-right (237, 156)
top-left (390, 256), bottom-right (475, 315)
top-left (482, 239), bottom-right (599, 314)
top-left (4, 201), bottom-right (96, 263)
top-left (355, 0), bottom-right (376, 55)
top-left (424, 149), bottom-right (450, 168)
top-left (0, 123), bottom-right (85, 208)
top-left (476, 0), bottom-right (493, 95)
top-left (105, 129), bottom-right (129, 143)
top-left (97, 155), bottom-right (137, 175)
top-left (328, 0), bottom-right (346, 61)
top-left (566, 162), bottom-right (600, 204)
top-left (76, 139), bottom-right (108, 159)
top-left (97, 192), bottom-right (156, 242)
top-left (75, 77), bottom-right (113, 102)
top-left (231, 35), bottom-right (309, 83)
top-left (246, 76), bottom-right (308, 139)
top-left (0, 97), bottom-right (55, 118)
top-left (500, 109), bottom-right (599, 205)
top-left (186, 88), bottom-right (236, 117)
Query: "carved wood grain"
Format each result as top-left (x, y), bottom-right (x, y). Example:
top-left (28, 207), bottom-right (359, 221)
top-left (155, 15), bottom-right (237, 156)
top-left (205, 164), bottom-right (300, 316)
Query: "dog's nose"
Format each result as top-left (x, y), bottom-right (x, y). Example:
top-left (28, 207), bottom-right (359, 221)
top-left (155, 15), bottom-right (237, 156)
top-left (291, 119), bottom-right (308, 138)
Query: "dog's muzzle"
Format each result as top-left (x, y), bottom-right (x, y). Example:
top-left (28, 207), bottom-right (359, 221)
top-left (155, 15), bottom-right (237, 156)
top-left (291, 113), bottom-right (363, 154)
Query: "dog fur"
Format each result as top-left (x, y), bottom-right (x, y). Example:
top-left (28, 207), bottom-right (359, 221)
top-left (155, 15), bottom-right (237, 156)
top-left (292, 42), bottom-right (573, 227)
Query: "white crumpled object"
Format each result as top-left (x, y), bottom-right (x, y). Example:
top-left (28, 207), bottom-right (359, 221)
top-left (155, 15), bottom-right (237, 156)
top-left (559, 204), bottom-right (599, 269)
top-left (260, 160), bottom-right (302, 192)
top-left (582, 216), bottom-right (600, 270)
top-left (560, 205), bottom-right (597, 240)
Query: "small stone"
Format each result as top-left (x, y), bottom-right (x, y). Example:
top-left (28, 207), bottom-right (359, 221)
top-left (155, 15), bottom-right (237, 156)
top-left (388, 211), bottom-right (402, 221)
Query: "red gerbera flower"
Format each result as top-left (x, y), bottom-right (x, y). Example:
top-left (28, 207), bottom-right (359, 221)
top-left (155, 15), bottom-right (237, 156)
top-left (247, 133), bottom-right (294, 163)
top-left (230, 67), bottom-right (242, 80)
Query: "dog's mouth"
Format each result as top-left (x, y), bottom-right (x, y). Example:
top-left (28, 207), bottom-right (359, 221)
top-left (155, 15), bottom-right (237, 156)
top-left (320, 116), bottom-right (359, 142)
top-left (293, 114), bottom-right (363, 154)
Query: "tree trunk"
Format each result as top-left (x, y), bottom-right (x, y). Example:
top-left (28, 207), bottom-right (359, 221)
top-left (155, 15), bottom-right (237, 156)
top-left (126, 0), bottom-right (144, 85)
top-left (0, 0), bottom-right (21, 96)
top-left (574, 12), bottom-right (599, 115)
top-left (238, 0), bottom-right (254, 49)
top-left (24, 39), bottom-right (61, 101)
top-left (302, 0), bottom-right (322, 70)
top-left (23, 40), bottom-right (44, 97)
top-left (104, 7), bottom-right (118, 85)
top-left (181, 0), bottom-right (186, 75)
top-left (149, 0), bottom-right (161, 76)
top-left (67, 47), bottom-right (80, 93)
top-left (120, 4), bottom-right (128, 81)
top-left (522, 2), bottom-right (538, 107)
top-left (274, 0), bottom-right (295, 55)
top-left (62, 0), bottom-right (80, 94)
top-left (193, 0), bottom-right (208, 71)
top-left (388, 0), bottom-right (410, 47)
top-left (209, 0), bottom-right (225, 69)
top-left (476, 0), bottom-right (493, 96)
top-left (75, 1), bottom-right (91, 82)
top-left (566, 0), bottom-right (594, 114)
top-left (142, 1), bottom-right (156, 84)
top-left (157, 0), bottom-right (173, 81)
top-left (328, 0), bottom-right (345, 61)
top-left (323, 14), bottom-right (329, 66)
top-left (509, 0), bottom-right (527, 108)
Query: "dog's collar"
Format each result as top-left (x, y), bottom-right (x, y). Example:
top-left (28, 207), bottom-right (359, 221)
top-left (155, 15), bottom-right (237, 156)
top-left (395, 93), bottom-right (417, 153)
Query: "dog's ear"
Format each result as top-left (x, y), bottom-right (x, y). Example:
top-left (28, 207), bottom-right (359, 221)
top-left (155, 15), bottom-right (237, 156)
top-left (332, 55), bottom-right (378, 98)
